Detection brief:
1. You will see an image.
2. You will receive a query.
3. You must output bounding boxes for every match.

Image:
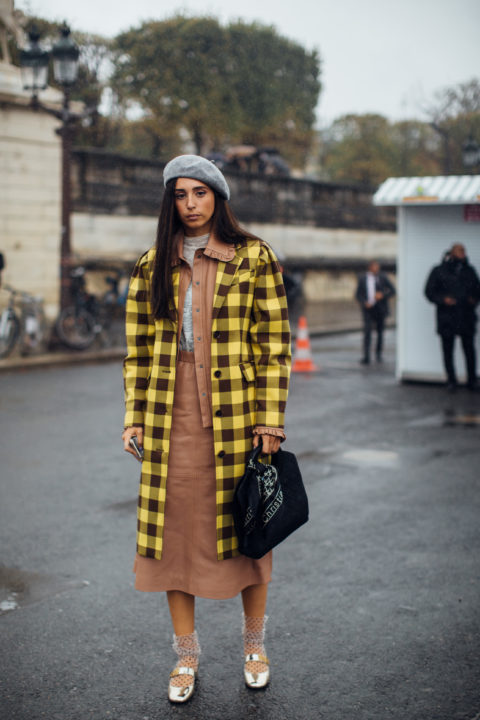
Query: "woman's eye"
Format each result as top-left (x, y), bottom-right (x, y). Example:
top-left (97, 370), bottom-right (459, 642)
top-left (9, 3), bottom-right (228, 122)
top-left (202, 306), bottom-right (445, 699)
top-left (196, 191), bottom-right (206, 197)
top-left (175, 194), bottom-right (185, 200)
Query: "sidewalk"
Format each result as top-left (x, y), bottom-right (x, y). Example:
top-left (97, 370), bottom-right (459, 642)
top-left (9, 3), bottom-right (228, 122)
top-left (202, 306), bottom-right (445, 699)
top-left (0, 345), bottom-right (126, 373)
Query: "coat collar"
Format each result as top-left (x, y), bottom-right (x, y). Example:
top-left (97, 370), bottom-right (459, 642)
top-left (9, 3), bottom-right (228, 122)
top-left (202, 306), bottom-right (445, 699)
top-left (171, 230), bottom-right (236, 266)
top-left (168, 230), bottom-right (241, 322)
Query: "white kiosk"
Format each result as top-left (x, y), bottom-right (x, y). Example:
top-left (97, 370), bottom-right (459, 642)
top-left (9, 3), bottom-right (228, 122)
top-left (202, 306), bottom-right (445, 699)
top-left (373, 176), bottom-right (480, 383)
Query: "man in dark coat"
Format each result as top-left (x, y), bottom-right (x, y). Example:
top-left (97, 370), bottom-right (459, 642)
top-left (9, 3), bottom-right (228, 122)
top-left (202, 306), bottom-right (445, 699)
top-left (425, 244), bottom-right (480, 391)
top-left (355, 260), bottom-right (396, 364)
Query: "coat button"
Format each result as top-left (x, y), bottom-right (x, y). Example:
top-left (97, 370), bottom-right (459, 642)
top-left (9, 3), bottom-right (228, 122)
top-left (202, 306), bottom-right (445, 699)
top-left (214, 370), bottom-right (221, 378)
top-left (215, 409), bottom-right (223, 417)
top-left (218, 450), bottom-right (225, 458)
top-left (213, 330), bottom-right (220, 339)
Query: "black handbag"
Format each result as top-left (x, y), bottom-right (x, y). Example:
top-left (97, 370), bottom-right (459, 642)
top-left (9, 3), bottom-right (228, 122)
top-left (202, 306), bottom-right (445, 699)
top-left (232, 441), bottom-right (309, 559)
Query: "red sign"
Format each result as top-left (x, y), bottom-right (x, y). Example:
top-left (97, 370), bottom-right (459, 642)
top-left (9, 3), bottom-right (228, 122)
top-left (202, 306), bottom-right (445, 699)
top-left (464, 204), bottom-right (480, 222)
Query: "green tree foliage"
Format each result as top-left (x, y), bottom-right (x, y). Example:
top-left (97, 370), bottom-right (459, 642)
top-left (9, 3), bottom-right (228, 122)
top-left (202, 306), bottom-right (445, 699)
top-left (321, 114), bottom-right (398, 187)
top-left (111, 16), bottom-right (236, 158)
top-left (224, 22), bottom-right (320, 165)
top-left (111, 117), bottom-right (185, 159)
top-left (390, 121), bottom-right (441, 177)
top-left (321, 114), bottom-right (445, 187)
top-left (110, 15), bottom-right (321, 163)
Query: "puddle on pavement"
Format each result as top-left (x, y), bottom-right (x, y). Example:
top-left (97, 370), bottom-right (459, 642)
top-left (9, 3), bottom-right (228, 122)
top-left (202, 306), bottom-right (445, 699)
top-left (0, 566), bottom-right (89, 616)
top-left (337, 448), bottom-right (399, 467)
top-left (408, 413), bottom-right (445, 428)
top-left (104, 498), bottom-right (137, 513)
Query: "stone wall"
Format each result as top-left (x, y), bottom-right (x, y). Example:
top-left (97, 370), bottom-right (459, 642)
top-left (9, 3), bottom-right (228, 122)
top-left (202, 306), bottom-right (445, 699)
top-left (0, 63), bottom-right (62, 319)
top-left (72, 148), bottom-right (396, 231)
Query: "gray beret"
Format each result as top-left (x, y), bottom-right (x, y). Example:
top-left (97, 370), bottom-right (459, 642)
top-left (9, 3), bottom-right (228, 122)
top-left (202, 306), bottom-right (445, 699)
top-left (163, 154), bottom-right (230, 200)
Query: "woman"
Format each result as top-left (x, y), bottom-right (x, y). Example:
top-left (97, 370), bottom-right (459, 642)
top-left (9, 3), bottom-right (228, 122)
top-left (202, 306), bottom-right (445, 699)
top-left (122, 155), bottom-right (291, 703)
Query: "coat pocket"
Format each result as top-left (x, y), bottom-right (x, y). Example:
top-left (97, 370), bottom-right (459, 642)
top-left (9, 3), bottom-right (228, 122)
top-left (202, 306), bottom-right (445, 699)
top-left (239, 360), bottom-right (256, 384)
top-left (231, 269), bottom-right (255, 286)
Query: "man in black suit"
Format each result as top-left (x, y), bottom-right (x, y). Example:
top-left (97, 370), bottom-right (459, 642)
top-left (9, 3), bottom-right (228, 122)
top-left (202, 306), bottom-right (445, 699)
top-left (425, 244), bottom-right (480, 391)
top-left (355, 260), bottom-right (396, 364)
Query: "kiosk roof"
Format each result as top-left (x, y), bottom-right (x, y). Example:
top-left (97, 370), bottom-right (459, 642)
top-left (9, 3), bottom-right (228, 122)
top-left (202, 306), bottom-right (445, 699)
top-left (373, 175), bottom-right (480, 206)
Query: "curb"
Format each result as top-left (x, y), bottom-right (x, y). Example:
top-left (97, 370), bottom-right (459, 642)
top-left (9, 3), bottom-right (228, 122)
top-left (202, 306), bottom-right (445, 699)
top-left (0, 347), bottom-right (126, 373)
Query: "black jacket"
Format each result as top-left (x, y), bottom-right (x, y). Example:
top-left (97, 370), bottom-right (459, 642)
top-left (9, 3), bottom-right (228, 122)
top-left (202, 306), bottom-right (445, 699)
top-left (355, 272), bottom-right (396, 318)
top-left (424, 256), bottom-right (480, 336)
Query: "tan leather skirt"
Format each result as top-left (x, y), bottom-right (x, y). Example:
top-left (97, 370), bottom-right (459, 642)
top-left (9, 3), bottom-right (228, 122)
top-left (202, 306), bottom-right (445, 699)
top-left (133, 351), bottom-right (272, 599)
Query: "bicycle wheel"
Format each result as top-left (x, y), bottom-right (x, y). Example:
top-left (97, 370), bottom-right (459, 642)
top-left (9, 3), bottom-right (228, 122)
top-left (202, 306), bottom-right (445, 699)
top-left (55, 306), bottom-right (97, 350)
top-left (0, 309), bottom-right (20, 358)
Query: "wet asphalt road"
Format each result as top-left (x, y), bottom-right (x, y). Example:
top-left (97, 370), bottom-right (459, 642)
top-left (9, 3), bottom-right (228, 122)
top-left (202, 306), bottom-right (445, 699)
top-left (0, 330), bottom-right (479, 720)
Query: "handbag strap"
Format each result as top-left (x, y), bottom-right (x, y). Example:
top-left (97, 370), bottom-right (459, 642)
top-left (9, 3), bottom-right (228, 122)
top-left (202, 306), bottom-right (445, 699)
top-left (248, 442), bottom-right (263, 466)
top-left (250, 438), bottom-right (287, 462)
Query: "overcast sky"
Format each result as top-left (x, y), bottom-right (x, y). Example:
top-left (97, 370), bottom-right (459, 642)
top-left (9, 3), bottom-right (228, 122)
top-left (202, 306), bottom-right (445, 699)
top-left (17, 0), bottom-right (480, 126)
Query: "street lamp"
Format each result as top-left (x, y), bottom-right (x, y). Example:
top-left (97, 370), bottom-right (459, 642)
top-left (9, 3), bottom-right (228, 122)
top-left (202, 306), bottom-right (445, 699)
top-left (462, 135), bottom-right (480, 171)
top-left (19, 23), bottom-right (85, 310)
top-left (19, 26), bottom-right (49, 98)
top-left (52, 24), bottom-right (80, 87)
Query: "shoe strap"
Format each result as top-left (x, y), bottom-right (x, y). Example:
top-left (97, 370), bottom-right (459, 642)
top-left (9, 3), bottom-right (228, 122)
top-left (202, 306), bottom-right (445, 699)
top-left (170, 666), bottom-right (195, 678)
top-left (245, 653), bottom-right (269, 665)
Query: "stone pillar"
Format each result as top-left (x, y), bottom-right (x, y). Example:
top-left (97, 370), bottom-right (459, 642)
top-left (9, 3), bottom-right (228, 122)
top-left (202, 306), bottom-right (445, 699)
top-left (0, 62), bottom-right (62, 319)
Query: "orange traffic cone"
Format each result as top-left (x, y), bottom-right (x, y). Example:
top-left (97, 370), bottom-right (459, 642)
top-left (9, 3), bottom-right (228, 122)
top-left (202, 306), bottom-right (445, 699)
top-left (292, 316), bottom-right (317, 372)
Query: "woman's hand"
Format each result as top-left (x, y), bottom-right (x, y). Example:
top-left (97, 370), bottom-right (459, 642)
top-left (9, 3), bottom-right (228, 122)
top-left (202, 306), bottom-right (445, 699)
top-left (122, 426), bottom-right (144, 461)
top-left (253, 434), bottom-right (281, 455)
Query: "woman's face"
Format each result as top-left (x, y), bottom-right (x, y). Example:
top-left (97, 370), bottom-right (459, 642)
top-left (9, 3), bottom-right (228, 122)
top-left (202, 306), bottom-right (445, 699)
top-left (174, 177), bottom-right (215, 236)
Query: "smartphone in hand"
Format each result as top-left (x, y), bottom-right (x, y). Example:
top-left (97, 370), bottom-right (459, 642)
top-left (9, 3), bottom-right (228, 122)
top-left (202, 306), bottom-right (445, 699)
top-left (129, 436), bottom-right (144, 461)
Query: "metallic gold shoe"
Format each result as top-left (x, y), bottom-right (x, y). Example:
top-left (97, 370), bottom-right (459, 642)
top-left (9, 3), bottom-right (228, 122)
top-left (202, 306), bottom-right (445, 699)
top-left (244, 653), bottom-right (270, 689)
top-left (168, 666), bottom-right (196, 703)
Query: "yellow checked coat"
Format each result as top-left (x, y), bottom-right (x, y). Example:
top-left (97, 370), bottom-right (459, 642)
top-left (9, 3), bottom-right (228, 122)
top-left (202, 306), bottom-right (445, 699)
top-left (124, 237), bottom-right (291, 561)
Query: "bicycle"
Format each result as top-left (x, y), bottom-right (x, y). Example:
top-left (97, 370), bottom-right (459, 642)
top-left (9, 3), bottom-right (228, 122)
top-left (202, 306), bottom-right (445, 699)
top-left (0, 285), bottom-right (48, 359)
top-left (55, 266), bottom-right (127, 350)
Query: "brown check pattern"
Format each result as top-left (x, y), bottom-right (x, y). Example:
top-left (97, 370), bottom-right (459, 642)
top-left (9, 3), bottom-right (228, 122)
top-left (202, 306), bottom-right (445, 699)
top-left (124, 239), bottom-right (291, 560)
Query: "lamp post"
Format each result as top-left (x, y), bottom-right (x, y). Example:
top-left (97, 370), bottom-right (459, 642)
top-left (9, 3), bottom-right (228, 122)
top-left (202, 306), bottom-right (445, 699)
top-left (19, 23), bottom-right (83, 310)
top-left (462, 135), bottom-right (480, 173)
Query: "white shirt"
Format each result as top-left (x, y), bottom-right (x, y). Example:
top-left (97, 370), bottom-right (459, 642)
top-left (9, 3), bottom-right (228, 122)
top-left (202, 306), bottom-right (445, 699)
top-left (179, 234), bottom-right (209, 351)
top-left (366, 272), bottom-right (376, 305)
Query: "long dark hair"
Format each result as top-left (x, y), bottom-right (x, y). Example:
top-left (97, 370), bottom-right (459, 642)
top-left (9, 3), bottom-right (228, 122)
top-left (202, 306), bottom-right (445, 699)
top-left (151, 179), bottom-right (259, 319)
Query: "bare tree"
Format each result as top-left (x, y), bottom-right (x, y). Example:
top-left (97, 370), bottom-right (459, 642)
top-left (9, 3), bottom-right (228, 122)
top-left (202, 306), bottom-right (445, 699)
top-left (422, 79), bottom-right (480, 174)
